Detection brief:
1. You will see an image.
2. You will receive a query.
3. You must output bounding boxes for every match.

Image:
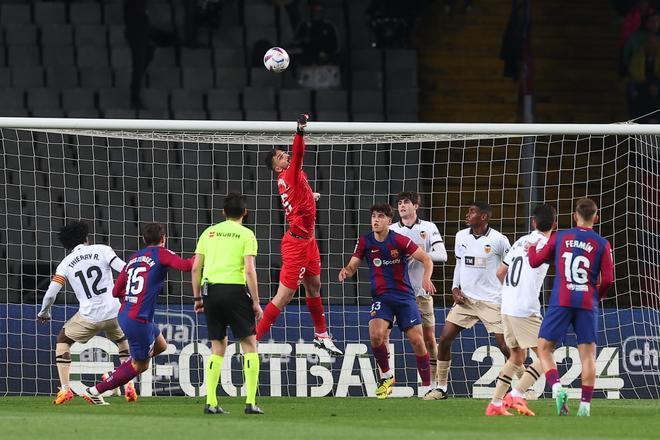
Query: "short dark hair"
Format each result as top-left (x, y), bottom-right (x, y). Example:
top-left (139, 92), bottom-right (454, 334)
top-left (58, 221), bottom-right (89, 250)
top-left (370, 203), bottom-right (393, 218)
top-left (471, 201), bottom-right (492, 217)
top-left (533, 204), bottom-right (556, 232)
top-left (396, 191), bottom-right (420, 205)
top-left (264, 147), bottom-right (282, 171)
top-left (575, 198), bottom-right (598, 221)
top-left (142, 222), bottom-right (165, 246)
top-left (224, 191), bottom-right (247, 218)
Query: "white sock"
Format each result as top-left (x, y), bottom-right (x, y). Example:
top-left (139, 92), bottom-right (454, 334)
top-left (438, 384), bottom-right (447, 392)
top-left (381, 369), bottom-right (394, 379)
top-left (511, 388), bottom-right (525, 398)
top-left (429, 380), bottom-right (437, 389)
top-left (579, 401), bottom-right (591, 410)
top-left (89, 386), bottom-right (100, 396)
top-left (551, 382), bottom-right (562, 397)
top-left (315, 331), bottom-right (329, 338)
top-left (491, 399), bottom-right (502, 406)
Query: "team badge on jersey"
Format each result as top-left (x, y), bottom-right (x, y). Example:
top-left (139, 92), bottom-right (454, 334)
top-left (484, 244), bottom-right (492, 254)
top-left (420, 231), bottom-right (427, 239)
top-left (373, 258), bottom-right (382, 267)
top-left (390, 249), bottom-right (399, 258)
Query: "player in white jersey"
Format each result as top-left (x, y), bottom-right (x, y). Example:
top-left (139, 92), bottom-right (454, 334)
top-left (485, 204), bottom-right (555, 416)
top-left (389, 191), bottom-right (447, 393)
top-left (37, 221), bottom-right (137, 404)
top-left (426, 202), bottom-right (512, 400)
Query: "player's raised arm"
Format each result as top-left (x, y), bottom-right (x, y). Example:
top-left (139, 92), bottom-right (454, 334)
top-left (37, 272), bottom-right (66, 322)
top-left (528, 232), bottom-right (557, 267)
top-left (598, 241), bottom-right (615, 299)
top-left (288, 114), bottom-right (309, 182)
top-left (159, 247), bottom-right (195, 272)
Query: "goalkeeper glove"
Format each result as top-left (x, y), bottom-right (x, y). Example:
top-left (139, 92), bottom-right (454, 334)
top-left (296, 113), bottom-right (309, 135)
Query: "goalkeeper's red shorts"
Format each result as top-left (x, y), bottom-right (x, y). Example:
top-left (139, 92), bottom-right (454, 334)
top-left (279, 230), bottom-right (321, 290)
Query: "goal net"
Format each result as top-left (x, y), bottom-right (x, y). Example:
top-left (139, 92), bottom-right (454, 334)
top-left (1, 119), bottom-right (658, 399)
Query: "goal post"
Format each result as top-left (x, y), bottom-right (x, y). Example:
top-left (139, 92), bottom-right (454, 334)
top-left (1, 118), bottom-right (658, 399)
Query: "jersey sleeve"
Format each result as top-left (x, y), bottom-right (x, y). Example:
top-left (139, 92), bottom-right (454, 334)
top-left (101, 245), bottom-right (125, 272)
top-left (397, 234), bottom-right (419, 257)
top-left (159, 247), bottom-right (194, 272)
top-left (244, 232), bottom-right (258, 257)
top-left (499, 234), bottom-right (512, 258)
top-left (454, 232), bottom-right (463, 259)
top-left (502, 240), bottom-right (515, 266)
top-left (598, 240), bottom-right (615, 299)
top-left (52, 261), bottom-right (67, 286)
top-left (428, 223), bottom-right (444, 248)
top-left (288, 133), bottom-right (306, 183)
top-left (112, 268), bottom-right (128, 299)
top-left (195, 228), bottom-right (208, 255)
top-left (352, 236), bottom-right (366, 260)
top-left (528, 232), bottom-right (556, 268)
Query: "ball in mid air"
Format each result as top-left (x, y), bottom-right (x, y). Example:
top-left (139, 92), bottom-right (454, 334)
top-left (264, 47), bottom-right (290, 73)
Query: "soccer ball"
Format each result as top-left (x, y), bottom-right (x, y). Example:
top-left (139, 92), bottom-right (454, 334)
top-left (263, 47), bottom-right (290, 72)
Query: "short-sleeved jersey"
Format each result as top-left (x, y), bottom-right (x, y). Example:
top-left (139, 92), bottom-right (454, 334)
top-left (390, 218), bottom-right (443, 297)
top-left (113, 246), bottom-right (193, 323)
top-left (454, 226), bottom-right (511, 303)
top-left (528, 227), bottom-right (614, 311)
top-left (52, 244), bottom-right (123, 322)
top-left (353, 230), bottom-right (419, 297)
top-left (195, 220), bottom-right (258, 284)
top-left (277, 134), bottom-right (316, 237)
top-left (501, 230), bottom-right (549, 317)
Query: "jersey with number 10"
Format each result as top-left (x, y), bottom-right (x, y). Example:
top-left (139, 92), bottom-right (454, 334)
top-left (528, 227), bottom-right (614, 311)
top-left (277, 133), bottom-right (316, 237)
top-left (113, 246), bottom-right (193, 322)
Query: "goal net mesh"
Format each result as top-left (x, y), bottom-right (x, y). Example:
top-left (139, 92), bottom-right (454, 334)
top-left (1, 127), bottom-right (658, 399)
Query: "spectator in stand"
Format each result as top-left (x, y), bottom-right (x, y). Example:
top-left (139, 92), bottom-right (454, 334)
top-left (623, 12), bottom-right (660, 68)
top-left (628, 34), bottom-right (660, 121)
top-left (442, 0), bottom-right (473, 15)
top-left (124, 0), bottom-right (153, 109)
top-left (620, 1), bottom-right (656, 47)
top-left (290, 1), bottom-right (339, 66)
top-left (366, 0), bottom-right (421, 49)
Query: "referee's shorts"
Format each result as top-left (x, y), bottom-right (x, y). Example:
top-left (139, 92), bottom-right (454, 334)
top-left (203, 284), bottom-right (256, 340)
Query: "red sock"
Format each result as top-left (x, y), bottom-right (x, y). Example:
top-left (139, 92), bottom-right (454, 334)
top-left (372, 343), bottom-right (390, 374)
top-left (305, 296), bottom-right (327, 335)
top-left (416, 353), bottom-right (431, 386)
top-left (96, 359), bottom-right (138, 394)
top-left (545, 368), bottom-right (560, 388)
top-left (256, 302), bottom-right (281, 341)
top-left (581, 385), bottom-right (594, 403)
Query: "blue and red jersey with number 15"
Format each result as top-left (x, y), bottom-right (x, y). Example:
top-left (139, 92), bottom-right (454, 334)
top-left (113, 246), bottom-right (194, 323)
top-left (528, 227), bottom-right (614, 311)
top-left (353, 230), bottom-right (419, 297)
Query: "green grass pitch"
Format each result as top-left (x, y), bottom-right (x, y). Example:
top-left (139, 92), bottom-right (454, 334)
top-left (1, 397), bottom-right (659, 439)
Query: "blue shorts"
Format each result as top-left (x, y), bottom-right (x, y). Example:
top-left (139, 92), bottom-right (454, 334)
top-left (370, 292), bottom-right (422, 332)
top-left (538, 306), bottom-right (598, 345)
top-left (118, 314), bottom-right (161, 361)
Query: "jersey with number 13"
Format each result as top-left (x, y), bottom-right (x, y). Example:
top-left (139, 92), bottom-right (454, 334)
top-left (528, 227), bottom-right (614, 311)
top-left (113, 246), bottom-right (193, 322)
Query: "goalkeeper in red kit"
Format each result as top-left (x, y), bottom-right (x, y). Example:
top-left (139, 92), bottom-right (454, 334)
top-left (258, 114), bottom-right (342, 356)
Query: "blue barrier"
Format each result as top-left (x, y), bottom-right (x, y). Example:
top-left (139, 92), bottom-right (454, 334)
top-left (1, 305), bottom-right (658, 398)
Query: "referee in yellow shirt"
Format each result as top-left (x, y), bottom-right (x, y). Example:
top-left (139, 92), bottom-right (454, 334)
top-left (192, 192), bottom-right (264, 415)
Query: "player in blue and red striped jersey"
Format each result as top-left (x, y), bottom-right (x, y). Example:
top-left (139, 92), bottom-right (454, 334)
top-left (83, 223), bottom-right (194, 405)
top-left (527, 198), bottom-right (614, 417)
top-left (339, 203), bottom-right (436, 399)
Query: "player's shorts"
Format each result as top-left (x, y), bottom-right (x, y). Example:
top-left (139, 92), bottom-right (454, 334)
top-left (502, 314), bottom-right (542, 349)
top-left (445, 297), bottom-right (503, 333)
top-left (538, 306), bottom-right (598, 345)
top-left (279, 231), bottom-right (321, 290)
top-left (370, 292), bottom-right (422, 332)
top-left (118, 314), bottom-right (161, 361)
top-left (416, 295), bottom-right (435, 327)
top-left (63, 312), bottom-right (125, 344)
top-left (204, 284), bottom-right (256, 340)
